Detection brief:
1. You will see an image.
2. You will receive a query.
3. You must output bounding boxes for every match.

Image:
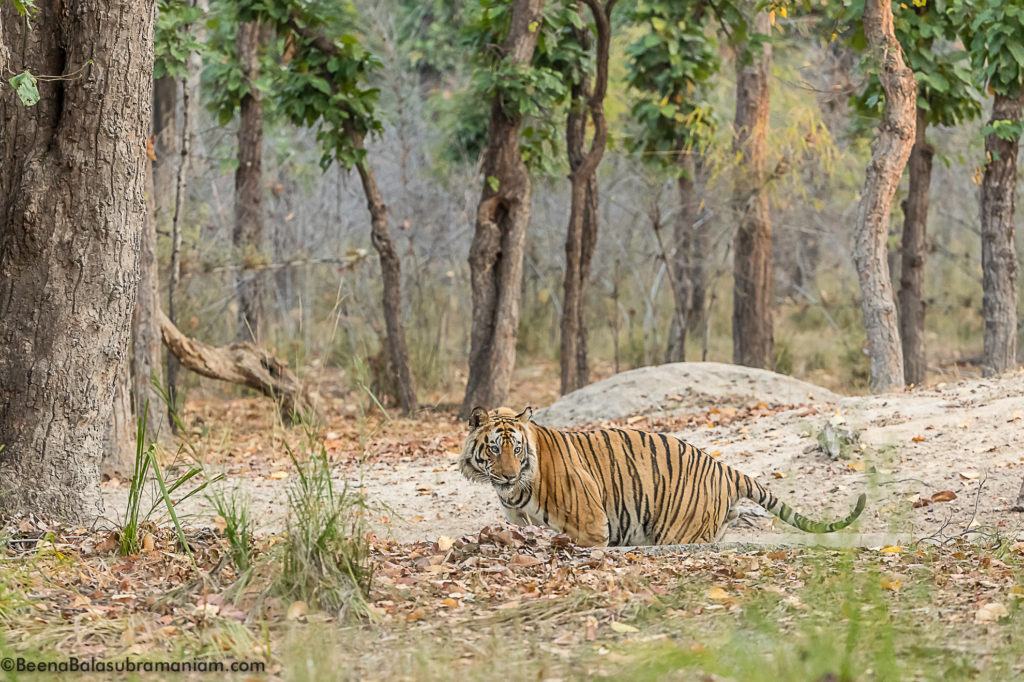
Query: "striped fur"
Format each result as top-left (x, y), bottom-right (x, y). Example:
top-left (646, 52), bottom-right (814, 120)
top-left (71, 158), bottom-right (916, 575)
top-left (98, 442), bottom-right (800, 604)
top-left (459, 406), bottom-right (866, 546)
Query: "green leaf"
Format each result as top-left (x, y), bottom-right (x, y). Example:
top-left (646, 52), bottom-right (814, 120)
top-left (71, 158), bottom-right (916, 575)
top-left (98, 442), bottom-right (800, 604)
top-left (487, 175), bottom-right (500, 192)
top-left (9, 71), bottom-right (39, 107)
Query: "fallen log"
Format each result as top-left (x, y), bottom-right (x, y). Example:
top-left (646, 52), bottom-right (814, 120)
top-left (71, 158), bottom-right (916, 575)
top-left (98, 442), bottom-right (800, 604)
top-left (158, 309), bottom-right (316, 421)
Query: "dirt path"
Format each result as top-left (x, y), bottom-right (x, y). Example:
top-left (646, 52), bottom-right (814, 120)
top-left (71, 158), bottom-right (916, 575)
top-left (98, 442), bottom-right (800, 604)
top-left (101, 365), bottom-right (1024, 548)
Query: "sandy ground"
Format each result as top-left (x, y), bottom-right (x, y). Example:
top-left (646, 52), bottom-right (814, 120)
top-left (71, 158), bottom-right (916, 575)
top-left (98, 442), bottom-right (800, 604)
top-left (101, 364), bottom-right (1024, 548)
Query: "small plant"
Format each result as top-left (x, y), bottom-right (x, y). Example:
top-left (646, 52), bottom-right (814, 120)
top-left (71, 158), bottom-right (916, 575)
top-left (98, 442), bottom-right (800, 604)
top-left (120, 404), bottom-right (223, 560)
top-left (207, 485), bottom-right (252, 572)
top-left (275, 434), bottom-right (374, 620)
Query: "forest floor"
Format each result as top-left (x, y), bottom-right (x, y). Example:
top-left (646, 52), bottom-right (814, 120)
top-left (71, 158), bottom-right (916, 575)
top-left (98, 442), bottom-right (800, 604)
top-left (103, 362), bottom-right (1024, 548)
top-left (4, 363), bottom-right (1024, 680)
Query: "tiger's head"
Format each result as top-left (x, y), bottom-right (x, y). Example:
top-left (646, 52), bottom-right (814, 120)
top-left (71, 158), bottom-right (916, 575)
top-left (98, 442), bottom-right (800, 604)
top-left (459, 406), bottom-right (536, 491)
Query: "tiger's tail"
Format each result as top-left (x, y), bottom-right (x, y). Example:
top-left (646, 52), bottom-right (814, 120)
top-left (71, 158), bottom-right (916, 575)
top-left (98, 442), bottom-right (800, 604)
top-left (737, 474), bottom-right (865, 533)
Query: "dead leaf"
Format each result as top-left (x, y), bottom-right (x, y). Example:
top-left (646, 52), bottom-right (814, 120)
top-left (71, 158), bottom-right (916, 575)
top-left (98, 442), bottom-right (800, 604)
top-left (269, 471), bottom-right (289, 480)
top-left (510, 554), bottom-right (544, 567)
top-left (708, 587), bottom-right (729, 600)
top-left (286, 601), bottom-right (308, 621)
top-left (437, 536), bottom-right (454, 552)
top-left (959, 471), bottom-right (980, 480)
top-left (881, 577), bottom-right (901, 592)
top-left (879, 545), bottom-right (903, 554)
top-left (931, 490), bottom-right (957, 502)
top-left (772, 472), bottom-right (787, 479)
top-left (142, 533), bottom-right (155, 552)
top-left (610, 621), bottom-right (639, 633)
top-left (146, 135), bottom-right (157, 161)
top-left (911, 434), bottom-right (925, 442)
top-left (913, 498), bottom-right (931, 508)
top-left (95, 533), bottom-right (117, 553)
top-left (848, 461), bottom-right (866, 472)
top-left (975, 602), bottom-right (1009, 623)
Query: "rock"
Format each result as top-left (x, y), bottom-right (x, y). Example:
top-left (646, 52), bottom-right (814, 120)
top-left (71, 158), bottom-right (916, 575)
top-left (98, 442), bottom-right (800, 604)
top-left (534, 362), bottom-right (840, 428)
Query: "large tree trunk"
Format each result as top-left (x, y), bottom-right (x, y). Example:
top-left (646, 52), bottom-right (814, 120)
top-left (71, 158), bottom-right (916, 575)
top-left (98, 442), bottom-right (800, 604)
top-left (0, 0), bottom-right (154, 522)
top-left (560, 0), bottom-right (615, 395)
top-left (854, 0), bottom-right (915, 393)
top-left (460, 0), bottom-right (545, 418)
top-left (350, 131), bottom-right (418, 414)
top-left (899, 106), bottom-right (932, 387)
top-left (234, 20), bottom-right (266, 343)
top-left (981, 93), bottom-right (1022, 376)
top-left (731, 11), bottom-right (774, 370)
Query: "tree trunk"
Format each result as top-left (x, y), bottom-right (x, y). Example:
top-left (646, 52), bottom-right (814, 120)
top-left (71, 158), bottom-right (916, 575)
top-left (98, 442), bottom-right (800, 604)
top-left (460, 0), bottom-right (545, 418)
top-left (0, 0), bottom-right (154, 522)
top-left (899, 106), bottom-right (932, 387)
top-left (136, 143), bottom-right (171, 428)
top-left (731, 11), bottom-right (774, 370)
top-left (151, 76), bottom-right (177, 225)
top-left (350, 131), bottom-right (418, 414)
top-left (560, 0), bottom-right (615, 395)
top-left (666, 151), bottom-right (699, 363)
top-left (854, 0), bottom-right (916, 393)
top-left (981, 93), bottom-right (1022, 377)
top-left (235, 20), bottom-right (266, 343)
top-left (159, 310), bottom-right (316, 421)
top-left (103, 361), bottom-right (136, 478)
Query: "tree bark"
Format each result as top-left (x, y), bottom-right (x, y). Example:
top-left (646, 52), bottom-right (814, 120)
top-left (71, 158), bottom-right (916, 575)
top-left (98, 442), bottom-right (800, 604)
top-left (560, 0), bottom-right (615, 395)
top-left (460, 0), bottom-right (545, 418)
top-left (234, 20), bottom-right (266, 343)
top-left (133, 148), bottom-right (171, 439)
top-left (981, 93), bottom-right (1022, 377)
top-left (0, 0), bottom-right (154, 522)
top-left (350, 131), bottom-right (418, 414)
top-left (103, 361), bottom-right (136, 478)
top-left (151, 76), bottom-right (177, 225)
top-left (854, 0), bottom-right (916, 393)
top-left (666, 151), bottom-right (699, 363)
top-left (899, 106), bottom-right (932, 387)
top-left (158, 310), bottom-right (316, 421)
top-left (731, 11), bottom-right (774, 370)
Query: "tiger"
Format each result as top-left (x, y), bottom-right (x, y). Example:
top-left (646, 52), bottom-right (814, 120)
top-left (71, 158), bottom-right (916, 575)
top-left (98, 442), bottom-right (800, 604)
top-left (458, 406), bottom-right (866, 546)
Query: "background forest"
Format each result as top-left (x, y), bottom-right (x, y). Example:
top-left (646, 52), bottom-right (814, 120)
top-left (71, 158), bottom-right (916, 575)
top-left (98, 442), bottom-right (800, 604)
top-left (143, 0), bottom-right (1020, 422)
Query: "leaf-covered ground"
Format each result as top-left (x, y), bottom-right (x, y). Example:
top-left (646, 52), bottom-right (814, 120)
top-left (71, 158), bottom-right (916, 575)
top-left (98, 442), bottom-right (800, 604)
top-left (4, 522), bottom-right (1024, 680)
top-left (6, 365), bottom-right (1024, 680)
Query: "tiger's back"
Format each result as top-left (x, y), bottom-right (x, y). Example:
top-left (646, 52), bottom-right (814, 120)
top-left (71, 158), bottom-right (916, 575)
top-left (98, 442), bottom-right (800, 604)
top-left (552, 426), bottom-right (742, 545)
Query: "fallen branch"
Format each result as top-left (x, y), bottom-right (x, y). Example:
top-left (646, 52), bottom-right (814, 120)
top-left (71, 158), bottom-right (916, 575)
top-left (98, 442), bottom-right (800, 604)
top-left (158, 309), bottom-right (316, 422)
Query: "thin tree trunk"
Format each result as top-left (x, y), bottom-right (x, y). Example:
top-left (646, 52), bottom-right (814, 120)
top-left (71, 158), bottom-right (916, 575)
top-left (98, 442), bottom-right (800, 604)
top-left (460, 0), bottom-right (545, 418)
top-left (666, 150), bottom-right (698, 363)
top-left (981, 93), bottom-right (1022, 377)
top-left (560, 0), bottom-right (615, 395)
top-left (689, 155), bottom-right (710, 336)
top-left (854, 0), bottom-right (916, 393)
top-left (152, 76), bottom-right (177, 225)
top-left (731, 11), bottom-right (774, 369)
top-left (133, 152), bottom-right (170, 439)
top-left (166, 72), bottom-right (192, 426)
top-left (350, 131), bottom-right (418, 414)
top-left (0, 0), bottom-right (154, 521)
top-left (899, 106), bottom-right (932, 387)
top-left (104, 361), bottom-right (135, 477)
top-left (234, 20), bottom-right (266, 343)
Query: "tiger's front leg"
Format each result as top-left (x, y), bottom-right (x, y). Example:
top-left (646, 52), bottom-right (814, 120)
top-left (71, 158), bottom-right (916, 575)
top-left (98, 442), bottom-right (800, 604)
top-left (560, 507), bottom-right (609, 547)
top-left (501, 505), bottom-right (530, 527)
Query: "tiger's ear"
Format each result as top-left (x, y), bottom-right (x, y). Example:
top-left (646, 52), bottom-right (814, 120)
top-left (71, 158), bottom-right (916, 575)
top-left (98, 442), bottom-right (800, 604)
top-left (516, 406), bottom-right (534, 423)
top-left (468, 407), bottom-right (489, 429)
